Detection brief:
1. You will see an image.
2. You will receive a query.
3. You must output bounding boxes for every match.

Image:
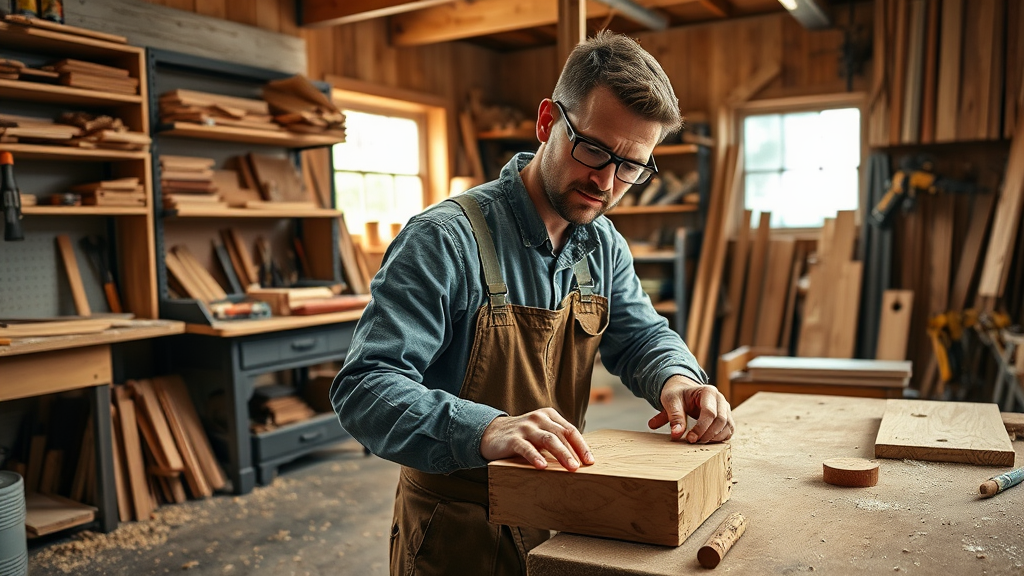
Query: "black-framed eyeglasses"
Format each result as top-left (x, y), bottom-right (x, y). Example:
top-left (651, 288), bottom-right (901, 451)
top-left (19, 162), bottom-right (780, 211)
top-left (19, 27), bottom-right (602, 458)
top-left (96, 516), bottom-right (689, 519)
top-left (553, 100), bottom-right (658, 185)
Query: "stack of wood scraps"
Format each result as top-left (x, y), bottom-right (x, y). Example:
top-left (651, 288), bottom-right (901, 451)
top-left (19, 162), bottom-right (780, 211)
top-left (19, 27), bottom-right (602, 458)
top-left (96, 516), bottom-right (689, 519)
top-left (247, 286), bottom-right (369, 316)
top-left (0, 112), bottom-right (80, 144)
top-left (58, 111), bottom-right (150, 150)
top-left (159, 89), bottom-right (281, 132)
top-left (250, 384), bottom-right (317, 432)
top-left (164, 244), bottom-right (227, 304)
top-left (263, 75), bottom-right (346, 138)
top-left (71, 177), bottom-right (146, 207)
top-left (0, 57), bottom-right (59, 82)
top-left (160, 155), bottom-right (224, 210)
top-left (43, 59), bottom-right (138, 95)
top-left (245, 152), bottom-right (316, 209)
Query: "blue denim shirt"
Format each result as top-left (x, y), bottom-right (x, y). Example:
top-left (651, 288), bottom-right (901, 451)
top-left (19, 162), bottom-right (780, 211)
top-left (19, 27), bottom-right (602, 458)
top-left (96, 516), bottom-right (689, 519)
top-left (331, 153), bottom-right (708, 474)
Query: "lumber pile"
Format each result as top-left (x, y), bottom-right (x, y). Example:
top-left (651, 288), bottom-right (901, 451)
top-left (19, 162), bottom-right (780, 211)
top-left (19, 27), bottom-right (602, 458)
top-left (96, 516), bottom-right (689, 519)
top-left (159, 89), bottom-right (282, 132)
top-left (250, 384), bottom-right (317, 432)
top-left (246, 152), bottom-right (316, 207)
top-left (0, 57), bottom-right (58, 82)
top-left (746, 356), bottom-right (912, 387)
top-left (159, 155), bottom-right (224, 210)
top-left (71, 177), bottom-right (146, 207)
top-left (0, 112), bottom-right (149, 150)
top-left (868, 0), bottom-right (1021, 145)
top-left (109, 377), bottom-right (226, 520)
top-left (617, 170), bottom-right (699, 208)
top-left (262, 75), bottom-right (346, 138)
top-left (165, 244), bottom-right (228, 304)
top-left (247, 286), bottom-right (369, 316)
top-left (44, 59), bottom-right (139, 95)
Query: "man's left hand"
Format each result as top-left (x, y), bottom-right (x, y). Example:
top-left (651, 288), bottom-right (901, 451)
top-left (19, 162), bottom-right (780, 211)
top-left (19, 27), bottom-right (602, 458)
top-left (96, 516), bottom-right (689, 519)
top-left (647, 375), bottom-right (734, 443)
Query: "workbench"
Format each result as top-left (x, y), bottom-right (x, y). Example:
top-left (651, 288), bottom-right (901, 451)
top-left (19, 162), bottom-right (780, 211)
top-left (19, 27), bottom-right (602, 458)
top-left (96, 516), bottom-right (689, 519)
top-left (529, 392), bottom-right (1024, 575)
top-left (0, 320), bottom-right (185, 532)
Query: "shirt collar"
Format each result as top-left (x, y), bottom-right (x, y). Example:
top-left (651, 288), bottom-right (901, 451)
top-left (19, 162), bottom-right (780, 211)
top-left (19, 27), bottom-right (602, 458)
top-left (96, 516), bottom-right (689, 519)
top-left (499, 153), bottom-right (601, 260)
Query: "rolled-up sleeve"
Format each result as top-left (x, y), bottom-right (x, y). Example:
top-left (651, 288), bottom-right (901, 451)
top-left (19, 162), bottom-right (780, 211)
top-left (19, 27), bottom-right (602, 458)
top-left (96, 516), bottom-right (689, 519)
top-left (330, 218), bottom-right (504, 474)
top-left (597, 235), bottom-right (709, 411)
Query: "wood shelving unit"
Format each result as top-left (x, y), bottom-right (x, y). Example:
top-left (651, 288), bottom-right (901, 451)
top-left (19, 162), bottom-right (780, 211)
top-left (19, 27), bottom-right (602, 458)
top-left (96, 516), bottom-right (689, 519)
top-left (23, 206), bottom-right (149, 216)
top-left (158, 122), bottom-right (345, 148)
top-left (165, 206), bottom-right (341, 218)
top-left (0, 143), bottom-right (149, 162)
top-left (183, 309), bottom-right (363, 338)
top-left (0, 78), bottom-right (143, 105)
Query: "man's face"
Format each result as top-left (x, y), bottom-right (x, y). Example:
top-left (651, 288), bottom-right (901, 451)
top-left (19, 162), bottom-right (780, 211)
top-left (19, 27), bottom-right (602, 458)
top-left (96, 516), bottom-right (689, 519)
top-left (540, 86), bottom-right (662, 225)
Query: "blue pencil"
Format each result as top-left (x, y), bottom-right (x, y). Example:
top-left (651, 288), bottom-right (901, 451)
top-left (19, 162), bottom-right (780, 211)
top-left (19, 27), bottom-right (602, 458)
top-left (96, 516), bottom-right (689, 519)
top-left (980, 466), bottom-right (1024, 498)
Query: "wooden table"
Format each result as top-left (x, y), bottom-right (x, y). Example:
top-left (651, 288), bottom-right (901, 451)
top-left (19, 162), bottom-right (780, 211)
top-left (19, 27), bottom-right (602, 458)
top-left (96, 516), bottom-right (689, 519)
top-left (0, 320), bottom-right (185, 532)
top-left (529, 392), bottom-right (1024, 575)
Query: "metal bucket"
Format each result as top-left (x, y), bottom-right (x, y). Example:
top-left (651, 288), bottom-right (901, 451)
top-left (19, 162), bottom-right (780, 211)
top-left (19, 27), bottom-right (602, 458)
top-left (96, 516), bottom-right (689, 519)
top-left (0, 472), bottom-right (27, 576)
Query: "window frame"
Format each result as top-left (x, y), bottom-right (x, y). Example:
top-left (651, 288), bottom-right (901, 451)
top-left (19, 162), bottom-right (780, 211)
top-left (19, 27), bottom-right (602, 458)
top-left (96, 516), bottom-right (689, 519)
top-left (733, 92), bottom-right (867, 239)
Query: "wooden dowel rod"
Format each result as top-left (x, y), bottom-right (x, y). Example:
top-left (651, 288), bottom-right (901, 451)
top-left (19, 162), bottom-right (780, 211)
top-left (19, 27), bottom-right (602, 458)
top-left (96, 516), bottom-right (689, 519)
top-left (698, 512), bottom-right (748, 569)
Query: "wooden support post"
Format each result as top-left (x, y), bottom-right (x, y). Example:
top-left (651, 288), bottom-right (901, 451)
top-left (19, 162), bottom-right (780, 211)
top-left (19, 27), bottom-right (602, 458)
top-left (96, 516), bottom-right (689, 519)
top-left (557, 0), bottom-right (585, 70)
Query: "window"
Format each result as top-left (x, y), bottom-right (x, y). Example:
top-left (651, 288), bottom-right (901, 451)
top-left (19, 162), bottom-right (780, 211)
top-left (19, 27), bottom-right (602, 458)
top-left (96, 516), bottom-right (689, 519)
top-left (333, 110), bottom-right (425, 238)
top-left (742, 107), bottom-right (861, 228)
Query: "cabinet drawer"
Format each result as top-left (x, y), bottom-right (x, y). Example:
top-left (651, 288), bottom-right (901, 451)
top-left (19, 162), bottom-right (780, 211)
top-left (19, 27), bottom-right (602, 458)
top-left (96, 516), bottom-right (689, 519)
top-left (239, 325), bottom-right (354, 370)
top-left (252, 413), bottom-right (347, 462)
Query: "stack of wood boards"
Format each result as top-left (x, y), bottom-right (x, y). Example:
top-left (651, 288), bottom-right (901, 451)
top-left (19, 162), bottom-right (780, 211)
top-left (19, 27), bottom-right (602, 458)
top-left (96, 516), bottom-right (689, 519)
top-left (165, 244), bottom-right (227, 304)
top-left (160, 155), bottom-right (224, 210)
top-left (0, 112), bottom-right (80, 143)
top-left (42, 59), bottom-right (138, 95)
top-left (250, 384), bottom-right (317, 432)
top-left (1, 13), bottom-right (128, 44)
top-left (798, 210), bottom-right (863, 358)
top-left (488, 429), bottom-right (732, 546)
top-left (71, 177), bottom-right (146, 207)
top-left (263, 75), bottom-right (346, 138)
top-left (0, 57), bottom-right (59, 82)
top-left (159, 89), bottom-right (281, 131)
top-left (746, 356), bottom-right (912, 387)
top-left (25, 493), bottom-right (97, 537)
top-left (57, 111), bottom-right (149, 150)
top-left (618, 170), bottom-right (699, 208)
top-left (868, 0), bottom-right (1022, 145)
top-left (110, 377), bottom-right (226, 521)
top-left (874, 399), bottom-right (1015, 465)
top-left (247, 286), bottom-right (370, 316)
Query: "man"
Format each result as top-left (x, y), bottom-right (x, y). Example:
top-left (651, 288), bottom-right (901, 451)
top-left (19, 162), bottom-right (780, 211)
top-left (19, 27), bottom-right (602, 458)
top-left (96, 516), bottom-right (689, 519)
top-left (331, 30), bottom-right (734, 575)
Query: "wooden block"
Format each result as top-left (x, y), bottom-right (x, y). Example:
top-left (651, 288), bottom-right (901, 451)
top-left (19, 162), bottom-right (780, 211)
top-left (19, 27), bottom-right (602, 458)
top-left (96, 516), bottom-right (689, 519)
top-left (822, 457), bottom-right (879, 487)
top-left (56, 234), bottom-right (92, 316)
top-left (874, 399), bottom-right (1015, 466)
top-left (1003, 412), bottom-right (1024, 440)
top-left (25, 492), bottom-right (97, 537)
top-left (875, 290), bottom-right (914, 360)
top-left (488, 429), bottom-right (732, 546)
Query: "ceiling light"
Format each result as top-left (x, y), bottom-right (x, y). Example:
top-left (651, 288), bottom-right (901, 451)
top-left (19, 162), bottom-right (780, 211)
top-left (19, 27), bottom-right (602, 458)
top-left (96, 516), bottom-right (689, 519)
top-left (777, 0), bottom-right (831, 30)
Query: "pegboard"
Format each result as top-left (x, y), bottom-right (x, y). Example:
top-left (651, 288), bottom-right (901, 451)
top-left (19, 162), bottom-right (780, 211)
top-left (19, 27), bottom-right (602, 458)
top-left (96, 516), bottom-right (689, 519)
top-left (0, 218), bottom-right (110, 318)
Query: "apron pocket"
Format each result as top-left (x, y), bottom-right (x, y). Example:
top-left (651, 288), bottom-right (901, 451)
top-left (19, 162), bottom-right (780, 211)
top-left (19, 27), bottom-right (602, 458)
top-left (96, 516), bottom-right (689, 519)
top-left (574, 307), bottom-right (608, 336)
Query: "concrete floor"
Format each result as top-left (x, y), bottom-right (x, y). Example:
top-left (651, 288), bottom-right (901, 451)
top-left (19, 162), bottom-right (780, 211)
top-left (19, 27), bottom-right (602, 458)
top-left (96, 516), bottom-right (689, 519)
top-left (26, 371), bottom-right (657, 575)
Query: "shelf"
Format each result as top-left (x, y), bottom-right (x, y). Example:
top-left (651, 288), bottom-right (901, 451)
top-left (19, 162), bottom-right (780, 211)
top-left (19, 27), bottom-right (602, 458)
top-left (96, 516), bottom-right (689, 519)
top-left (0, 320), bottom-right (185, 358)
top-left (158, 122), bottom-right (345, 148)
top-left (0, 143), bottom-right (148, 161)
top-left (165, 206), bottom-right (342, 218)
top-left (24, 205), bottom-right (149, 216)
top-left (477, 126), bottom-right (536, 141)
top-left (0, 78), bottom-right (142, 106)
top-left (632, 250), bottom-right (677, 263)
top-left (606, 204), bottom-right (699, 216)
top-left (185, 309), bottom-right (364, 338)
top-left (653, 143), bottom-right (699, 156)
top-left (0, 21), bottom-right (143, 60)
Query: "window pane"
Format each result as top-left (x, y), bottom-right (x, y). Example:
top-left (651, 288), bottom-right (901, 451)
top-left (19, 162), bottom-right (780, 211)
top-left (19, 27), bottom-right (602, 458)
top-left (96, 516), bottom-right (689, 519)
top-left (782, 112), bottom-right (821, 170)
top-left (744, 171), bottom-right (781, 223)
top-left (744, 114), bottom-right (782, 171)
top-left (333, 111), bottom-right (420, 175)
top-left (393, 176), bottom-right (424, 225)
top-left (820, 108), bottom-right (861, 169)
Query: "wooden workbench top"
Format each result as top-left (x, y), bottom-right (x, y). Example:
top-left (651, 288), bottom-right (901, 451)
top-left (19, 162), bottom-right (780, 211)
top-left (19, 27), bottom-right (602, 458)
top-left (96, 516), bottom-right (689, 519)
top-left (529, 392), bottom-right (1024, 575)
top-left (0, 319), bottom-right (185, 357)
top-left (184, 310), bottom-right (362, 338)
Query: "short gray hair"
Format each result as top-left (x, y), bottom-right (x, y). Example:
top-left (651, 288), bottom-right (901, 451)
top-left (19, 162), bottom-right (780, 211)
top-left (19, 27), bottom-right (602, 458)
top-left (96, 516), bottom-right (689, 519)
top-left (552, 30), bottom-right (682, 141)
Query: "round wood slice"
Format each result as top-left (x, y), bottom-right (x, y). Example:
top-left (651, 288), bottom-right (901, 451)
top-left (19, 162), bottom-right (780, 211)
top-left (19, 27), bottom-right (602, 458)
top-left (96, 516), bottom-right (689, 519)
top-left (822, 458), bottom-right (879, 487)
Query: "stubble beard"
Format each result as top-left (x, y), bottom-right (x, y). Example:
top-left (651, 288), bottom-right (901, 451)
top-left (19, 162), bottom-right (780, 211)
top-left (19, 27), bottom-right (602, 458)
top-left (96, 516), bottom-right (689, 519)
top-left (541, 163), bottom-right (622, 226)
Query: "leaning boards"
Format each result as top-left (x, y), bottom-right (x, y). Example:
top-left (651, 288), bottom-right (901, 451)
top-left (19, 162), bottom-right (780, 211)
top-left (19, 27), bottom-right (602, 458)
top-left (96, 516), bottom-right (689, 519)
top-left (488, 429), bottom-right (731, 546)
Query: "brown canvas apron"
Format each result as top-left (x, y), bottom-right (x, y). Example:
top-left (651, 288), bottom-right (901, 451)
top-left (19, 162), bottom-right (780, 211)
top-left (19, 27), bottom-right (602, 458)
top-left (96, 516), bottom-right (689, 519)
top-left (389, 195), bottom-right (609, 576)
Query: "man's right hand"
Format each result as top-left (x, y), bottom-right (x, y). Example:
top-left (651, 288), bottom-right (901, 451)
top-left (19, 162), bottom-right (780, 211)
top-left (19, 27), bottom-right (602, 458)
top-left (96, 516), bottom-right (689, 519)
top-left (480, 408), bottom-right (594, 471)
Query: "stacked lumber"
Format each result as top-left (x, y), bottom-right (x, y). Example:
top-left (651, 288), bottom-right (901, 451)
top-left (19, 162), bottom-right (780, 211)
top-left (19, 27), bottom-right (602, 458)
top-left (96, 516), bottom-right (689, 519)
top-left (869, 0), bottom-right (1018, 145)
top-left (220, 228), bottom-right (260, 290)
top-left (165, 244), bottom-right (228, 304)
top-left (618, 170), bottom-right (699, 208)
top-left (110, 377), bottom-right (226, 520)
top-left (246, 152), bottom-right (315, 207)
top-left (0, 57), bottom-right (59, 82)
top-left (247, 286), bottom-right (369, 316)
top-left (159, 155), bottom-right (225, 210)
top-left (70, 177), bottom-right (146, 207)
top-left (263, 75), bottom-right (346, 138)
top-left (0, 112), bottom-right (80, 143)
top-left (746, 356), bottom-right (912, 388)
top-left (58, 111), bottom-right (150, 150)
top-left (159, 89), bottom-right (281, 131)
top-left (42, 59), bottom-right (138, 95)
top-left (250, 385), bottom-right (317, 432)
top-left (2, 14), bottom-right (128, 44)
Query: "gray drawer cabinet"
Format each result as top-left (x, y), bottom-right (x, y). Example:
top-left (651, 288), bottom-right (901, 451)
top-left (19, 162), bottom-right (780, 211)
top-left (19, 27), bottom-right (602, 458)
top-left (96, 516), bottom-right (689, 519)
top-left (164, 322), bottom-right (356, 494)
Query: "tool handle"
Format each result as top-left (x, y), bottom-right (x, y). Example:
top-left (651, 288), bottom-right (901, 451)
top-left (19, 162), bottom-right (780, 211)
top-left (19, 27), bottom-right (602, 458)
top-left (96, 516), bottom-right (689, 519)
top-left (697, 512), bottom-right (747, 569)
top-left (980, 467), bottom-right (1024, 498)
top-left (104, 282), bottom-right (123, 314)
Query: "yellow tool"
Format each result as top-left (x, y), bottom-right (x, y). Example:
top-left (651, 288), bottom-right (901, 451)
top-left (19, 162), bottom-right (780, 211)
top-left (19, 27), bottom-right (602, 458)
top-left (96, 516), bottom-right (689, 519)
top-left (870, 156), bottom-right (978, 227)
top-left (926, 309), bottom-right (1006, 383)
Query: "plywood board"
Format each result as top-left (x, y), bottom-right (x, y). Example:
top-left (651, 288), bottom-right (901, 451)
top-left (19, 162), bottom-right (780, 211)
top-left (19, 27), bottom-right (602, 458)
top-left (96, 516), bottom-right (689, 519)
top-left (747, 356), bottom-right (912, 379)
top-left (826, 260), bottom-right (863, 358)
top-left (56, 234), bottom-right (91, 316)
top-left (876, 289), bottom-right (914, 360)
top-left (25, 492), bottom-right (97, 537)
top-left (753, 239), bottom-right (795, 348)
top-left (488, 429), bottom-right (731, 547)
top-left (874, 399), bottom-right (1015, 465)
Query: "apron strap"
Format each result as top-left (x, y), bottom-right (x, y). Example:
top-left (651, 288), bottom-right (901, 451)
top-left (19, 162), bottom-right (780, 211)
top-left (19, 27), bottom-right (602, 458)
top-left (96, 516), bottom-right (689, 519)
top-left (450, 195), bottom-right (509, 308)
top-left (572, 256), bottom-right (595, 302)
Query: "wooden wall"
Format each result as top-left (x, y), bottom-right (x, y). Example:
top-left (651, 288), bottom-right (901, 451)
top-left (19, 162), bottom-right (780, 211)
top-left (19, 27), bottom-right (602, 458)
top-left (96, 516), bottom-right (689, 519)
top-left (495, 6), bottom-right (872, 123)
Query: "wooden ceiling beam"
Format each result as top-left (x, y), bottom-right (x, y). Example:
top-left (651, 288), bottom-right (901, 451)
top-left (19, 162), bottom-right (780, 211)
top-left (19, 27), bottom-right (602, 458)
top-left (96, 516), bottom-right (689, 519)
top-left (697, 0), bottom-right (731, 18)
top-left (300, 0), bottom-right (457, 27)
top-left (391, 0), bottom-right (699, 47)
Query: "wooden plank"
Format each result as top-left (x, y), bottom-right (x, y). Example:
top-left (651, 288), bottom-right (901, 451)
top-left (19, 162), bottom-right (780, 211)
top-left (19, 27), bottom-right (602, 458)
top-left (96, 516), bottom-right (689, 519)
top-left (153, 378), bottom-right (212, 498)
top-left (986, 0), bottom-right (1006, 140)
top-left (70, 414), bottom-right (94, 503)
top-left (956, 0), bottom-right (996, 141)
top-left (978, 113), bottom-right (1024, 298)
top-left (64, 0), bottom-right (306, 74)
top-left (826, 261), bottom-right (863, 358)
top-left (227, 229), bottom-right (260, 289)
top-left (950, 193), bottom-right (996, 310)
top-left (874, 399), bottom-right (1015, 466)
top-left (779, 243), bottom-right (806, 351)
top-left (1005, 0), bottom-right (1024, 139)
top-left (753, 239), bottom-right (795, 348)
top-left (737, 212), bottom-right (771, 347)
top-left (110, 401), bottom-right (134, 522)
top-left (173, 246), bottom-right (227, 301)
top-left (867, 0), bottom-right (890, 146)
top-left (25, 492), bottom-right (97, 537)
top-left (129, 379), bottom-right (185, 473)
top-left (719, 210), bottom-right (752, 352)
top-left (918, 0), bottom-right (940, 143)
top-left (301, 0), bottom-right (455, 26)
top-left (338, 214), bottom-right (369, 295)
top-left (152, 375), bottom-right (226, 491)
top-left (934, 0), bottom-right (964, 142)
top-left (747, 356), bottom-right (913, 378)
top-left (901, 0), bottom-right (926, 144)
top-left (876, 290), bottom-right (915, 360)
top-left (928, 195), bottom-right (954, 315)
top-left (729, 380), bottom-right (905, 407)
top-left (488, 429), bottom-right (731, 546)
top-left (0, 319), bottom-right (113, 338)
top-left (114, 385), bottom-right (154, 521)
top-left (56, 234), bottom-right (92, 316)
top-left (889, 0), bottom-right (909, 146)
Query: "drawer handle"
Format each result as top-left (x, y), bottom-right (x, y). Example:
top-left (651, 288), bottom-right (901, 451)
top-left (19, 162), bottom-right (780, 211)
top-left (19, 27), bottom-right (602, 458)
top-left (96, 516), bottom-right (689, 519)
top-left (300, 431), bottom-right (324, 442)
top-left (290, 338), bottom-right (317, 351)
